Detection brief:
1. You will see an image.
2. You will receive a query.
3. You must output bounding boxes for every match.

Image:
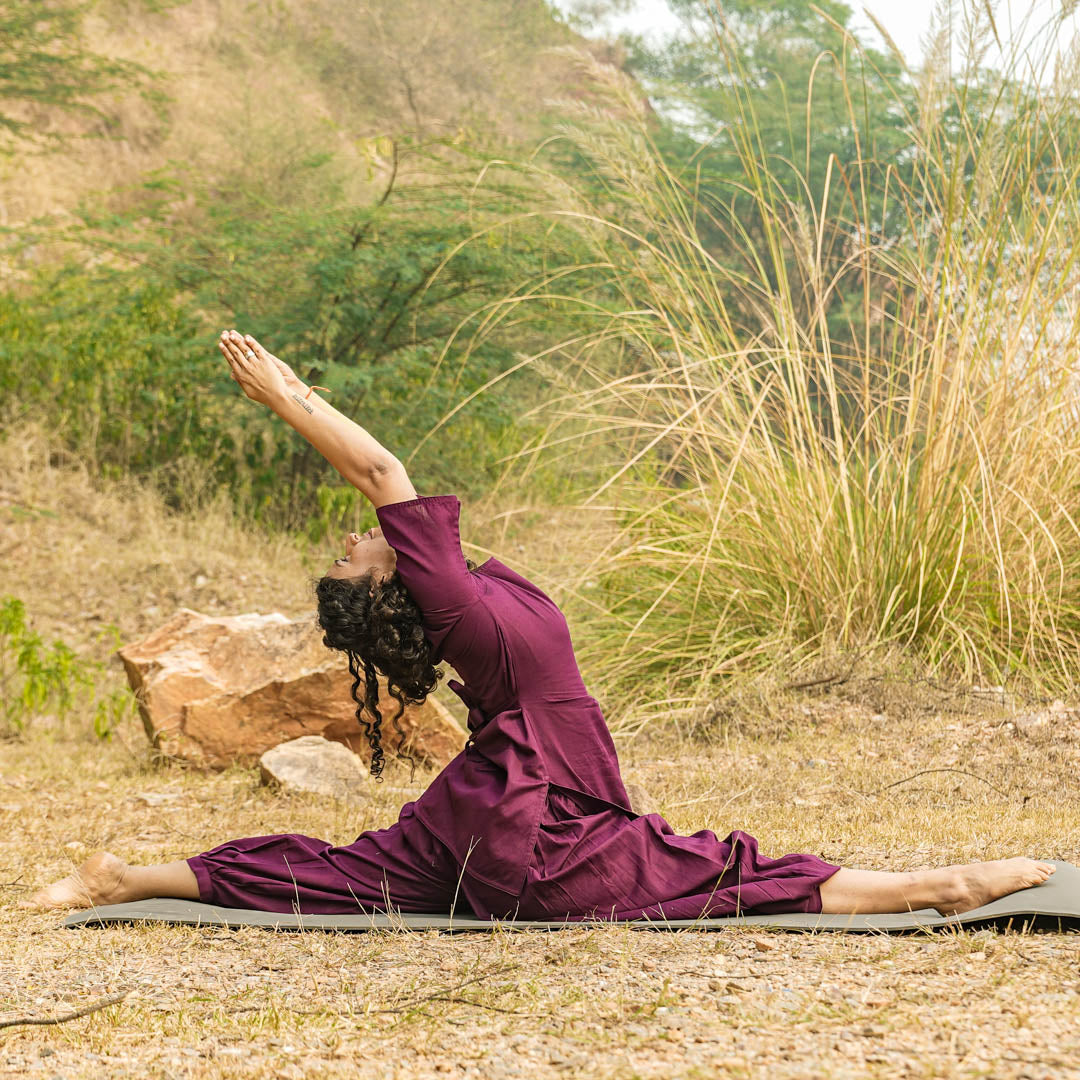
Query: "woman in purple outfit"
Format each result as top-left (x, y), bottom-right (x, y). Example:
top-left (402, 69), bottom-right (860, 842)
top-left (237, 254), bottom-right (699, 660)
top-left (27, 331), bottom-right (1055, 918)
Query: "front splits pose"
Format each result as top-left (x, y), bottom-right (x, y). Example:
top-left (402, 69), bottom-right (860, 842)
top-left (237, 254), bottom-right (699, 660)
top-left (25, 331), bottom-right (1055, 920)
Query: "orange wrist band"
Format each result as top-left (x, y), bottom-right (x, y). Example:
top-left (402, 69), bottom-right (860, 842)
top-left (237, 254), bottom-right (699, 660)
top-left (306, 385), bottom-right (332, 400)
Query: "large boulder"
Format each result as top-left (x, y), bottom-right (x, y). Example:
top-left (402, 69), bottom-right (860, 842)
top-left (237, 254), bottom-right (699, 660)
top-left (259, 736), bottom-right (369, 800)
top-left (118, 608), bottom-right (465, 770)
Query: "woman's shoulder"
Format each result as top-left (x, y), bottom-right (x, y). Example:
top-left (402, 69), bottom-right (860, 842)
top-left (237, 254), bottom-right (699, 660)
top-left (474, 556), bottom-right (553, 596)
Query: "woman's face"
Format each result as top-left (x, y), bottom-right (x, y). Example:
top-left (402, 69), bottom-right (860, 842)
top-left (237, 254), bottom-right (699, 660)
top-left (324, 528), bottom-right (397, 582)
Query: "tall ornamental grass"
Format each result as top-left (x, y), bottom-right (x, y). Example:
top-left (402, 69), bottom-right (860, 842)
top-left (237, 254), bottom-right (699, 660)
top-left (450, 7), bottom-right (1080, 722)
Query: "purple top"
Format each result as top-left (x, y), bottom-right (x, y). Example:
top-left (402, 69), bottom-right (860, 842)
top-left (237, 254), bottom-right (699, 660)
top-left (375, 495), bottom-right (634, 902)
top-left (189, 491), bottom-right (837, 921)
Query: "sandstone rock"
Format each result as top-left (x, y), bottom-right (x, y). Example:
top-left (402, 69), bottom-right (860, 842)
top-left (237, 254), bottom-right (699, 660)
top-left (625, 781), bottom-right (660, 817)
top-left (118, 608), bottom-right (465, 770)
top-left (259, 736), bottom-right (369, 800)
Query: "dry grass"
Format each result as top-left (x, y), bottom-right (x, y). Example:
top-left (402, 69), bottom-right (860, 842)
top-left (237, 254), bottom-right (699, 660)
top-left (0, 0), bottom-right (588, 234)
top-left (2, 422), bottom-right (1080, 1078)
top-left (457, 18), bottom-right (1080, 710)
top-left (0, 420), bottom-right (610, 713)
top-left (3, 689), bottom-right (1080, 1078)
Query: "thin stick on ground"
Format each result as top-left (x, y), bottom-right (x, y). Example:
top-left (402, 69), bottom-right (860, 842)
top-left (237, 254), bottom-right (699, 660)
top-left (0, 990), bottom-right (129, 1032)
top-left (376, 963), bottom-right (522, 1014)
top-left (855, 769), bottom-right (1014, 799)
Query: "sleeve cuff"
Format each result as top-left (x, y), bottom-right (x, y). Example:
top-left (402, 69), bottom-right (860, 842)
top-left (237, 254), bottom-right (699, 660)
top-left (377, 494), bottom-right (459, 513)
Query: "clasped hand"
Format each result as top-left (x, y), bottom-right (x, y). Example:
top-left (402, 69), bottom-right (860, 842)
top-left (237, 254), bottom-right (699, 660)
top-left (218, 329), bottom-right (300, 405)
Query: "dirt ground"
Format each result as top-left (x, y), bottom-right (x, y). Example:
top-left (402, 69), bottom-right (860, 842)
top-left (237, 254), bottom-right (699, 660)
top-left (3, 696), bottom-right (1079, 1080)
top-left (2, 427), bottom-right (1080, 1078)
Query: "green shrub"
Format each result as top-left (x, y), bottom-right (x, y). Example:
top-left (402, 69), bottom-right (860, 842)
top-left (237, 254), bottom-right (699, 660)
top-left (0, 596), bottom-right (133, 738)
top-left (1, 134), bottom-right (595, 532)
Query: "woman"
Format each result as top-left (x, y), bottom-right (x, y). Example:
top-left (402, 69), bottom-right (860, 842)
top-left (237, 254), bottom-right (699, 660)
top-left (25, 331), bottom-right (1055, 919)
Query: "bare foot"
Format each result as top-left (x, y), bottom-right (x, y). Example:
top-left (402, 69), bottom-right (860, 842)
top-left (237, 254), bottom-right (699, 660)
top-left (937, 857), bottom-right (1056, 916)
top-left (19, 851), bottom-right (129, 911)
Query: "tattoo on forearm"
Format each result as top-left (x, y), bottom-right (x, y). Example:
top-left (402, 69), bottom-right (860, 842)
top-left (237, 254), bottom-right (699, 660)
top-left (291, 393), bottom-right (314, 415)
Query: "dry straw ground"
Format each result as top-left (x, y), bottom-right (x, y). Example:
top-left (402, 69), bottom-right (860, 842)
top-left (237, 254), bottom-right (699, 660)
top-left (2, 426), bottom-right (1080, 1079)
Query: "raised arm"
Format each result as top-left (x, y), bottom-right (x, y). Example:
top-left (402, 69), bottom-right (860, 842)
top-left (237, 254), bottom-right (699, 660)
top-left (218, 329), bottom-right (416, 508)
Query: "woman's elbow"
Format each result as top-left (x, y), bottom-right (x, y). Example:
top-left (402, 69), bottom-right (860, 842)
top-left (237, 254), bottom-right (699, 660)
top-left (362, 457), bottom-right (417, 505)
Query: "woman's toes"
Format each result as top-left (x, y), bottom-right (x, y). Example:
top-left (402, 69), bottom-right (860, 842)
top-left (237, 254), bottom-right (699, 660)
top-left (1018, 860), bottom-right (1052, 888)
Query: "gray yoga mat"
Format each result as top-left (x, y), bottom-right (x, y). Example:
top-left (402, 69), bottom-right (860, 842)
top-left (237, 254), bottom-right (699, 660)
top-left (64, 860), bottom-right (1080, 934)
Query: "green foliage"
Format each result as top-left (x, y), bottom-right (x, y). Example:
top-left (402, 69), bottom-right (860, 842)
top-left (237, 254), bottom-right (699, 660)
top-left (92, 686), bottom-right (133, 740)
top-left (0, 0), bottom-right (162, 150)
top-left (0, 269), bottom-right (217, 481)
top-left (3, 128), bottom-right (600, 532)
top-left (0, 596), bottom-right (86, 732)
top-left (626, 0), bottom-right (914, 351)
top-left (0, 0), bottom-right (608, 541)
top-left (0, 595), bottom-right (132, 737)
top-left (306, 483), bottom-right (379, 545)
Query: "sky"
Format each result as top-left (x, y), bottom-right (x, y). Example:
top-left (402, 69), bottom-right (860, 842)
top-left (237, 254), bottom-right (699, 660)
top-left (551, 1), bottom-right (1080, 73)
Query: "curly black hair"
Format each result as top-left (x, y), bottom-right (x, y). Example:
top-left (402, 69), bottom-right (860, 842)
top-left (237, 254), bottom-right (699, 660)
top-left (314, 562), bottom-right (473, 780)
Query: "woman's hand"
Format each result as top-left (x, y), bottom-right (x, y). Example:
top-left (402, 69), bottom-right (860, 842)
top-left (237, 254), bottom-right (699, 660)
top-left (218, 330), bottom-right (301, 404)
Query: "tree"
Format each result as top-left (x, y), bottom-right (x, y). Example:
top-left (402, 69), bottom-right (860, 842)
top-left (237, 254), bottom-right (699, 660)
top-left (608, 0), bottom-right (922, 416)
top-left (0, 0), bottom-right (157, 149)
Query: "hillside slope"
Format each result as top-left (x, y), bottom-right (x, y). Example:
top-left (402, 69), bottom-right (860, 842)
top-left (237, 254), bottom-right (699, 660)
top-left (0, 0), bottom-right (600, 228)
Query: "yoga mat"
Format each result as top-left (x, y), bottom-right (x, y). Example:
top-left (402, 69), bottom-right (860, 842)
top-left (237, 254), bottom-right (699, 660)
top-left (63, 861), bottom-right (1080, 934)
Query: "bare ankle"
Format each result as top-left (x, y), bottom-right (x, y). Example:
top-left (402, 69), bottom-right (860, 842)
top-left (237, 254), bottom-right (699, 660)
top-left (929, 866), bottom-right (973, 914)
top-left (106, 862), bottom-right (131, 904)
